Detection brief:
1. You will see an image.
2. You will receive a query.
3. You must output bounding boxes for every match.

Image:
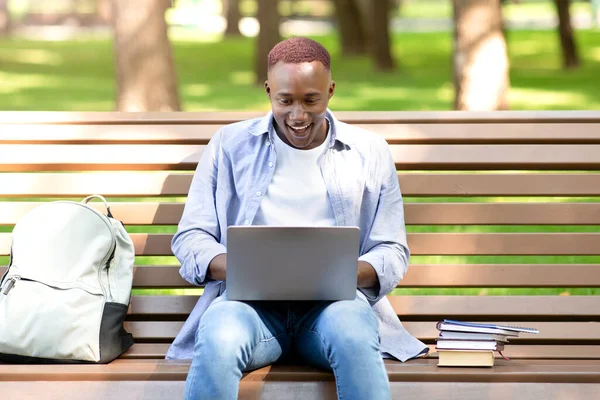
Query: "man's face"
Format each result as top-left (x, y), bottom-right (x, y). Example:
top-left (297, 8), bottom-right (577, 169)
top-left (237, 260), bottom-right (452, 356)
top-left (265, 61), bottom-right (335, 150)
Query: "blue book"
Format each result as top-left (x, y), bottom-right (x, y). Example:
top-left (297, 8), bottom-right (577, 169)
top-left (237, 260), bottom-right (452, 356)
top-left (437, 319), bottom-right (539, 335)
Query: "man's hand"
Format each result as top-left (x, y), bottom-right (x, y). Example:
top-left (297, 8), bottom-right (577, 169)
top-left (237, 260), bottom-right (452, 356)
top-left (357, 260), bottom-right (379, 290)
top-left (207, 254), bottom-right (227, 281)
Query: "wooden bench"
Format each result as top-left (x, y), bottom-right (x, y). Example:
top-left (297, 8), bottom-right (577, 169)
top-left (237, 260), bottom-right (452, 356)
top-left (1, 111), bottom-right (600, 399)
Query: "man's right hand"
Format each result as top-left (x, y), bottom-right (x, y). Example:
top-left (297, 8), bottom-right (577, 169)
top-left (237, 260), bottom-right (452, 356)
top-left (207, 253), bottom-right (227, 281)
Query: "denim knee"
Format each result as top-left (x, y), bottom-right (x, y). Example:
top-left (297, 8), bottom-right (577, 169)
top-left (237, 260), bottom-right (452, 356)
top-left (195, 300), bottom-right (257, 362)
top-left (316, 298), bottom-right (380, 351)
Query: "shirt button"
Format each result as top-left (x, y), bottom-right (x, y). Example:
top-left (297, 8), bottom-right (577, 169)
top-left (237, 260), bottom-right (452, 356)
top-left (266, 141), bottom-right (271, 146)
top-left (268, 162), bottom-right (273, 167)
top-left (243, 219), bottom-right (249, 225)
top-left (256, 191), bottom-right (262, 197)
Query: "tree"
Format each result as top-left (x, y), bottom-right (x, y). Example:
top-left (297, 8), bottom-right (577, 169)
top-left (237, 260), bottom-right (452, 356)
top-left (255, 0), bottom-right (281, 85)
top-left (111, 0), bottom-right (181, 111)
top-left (223, 0), bottom-right (241, 37)
top-left (553, 0), bottom-right (580, 69)
top-left (332, 0), bottom-right (368, 57)
top-left (0, 0), bottom-right (11, 36)
top-left (96, 0), bottom-right (112, 23)
top-left (452, 0), bottom-right (510, 110)
top-left (366, 0), bottom-right (396, 71)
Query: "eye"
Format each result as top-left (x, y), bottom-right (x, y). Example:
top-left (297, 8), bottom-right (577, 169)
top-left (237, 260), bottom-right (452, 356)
top-left (279, 99), bottom-right (291, 105)
top-left (305, 99), bottom-right (318, 105)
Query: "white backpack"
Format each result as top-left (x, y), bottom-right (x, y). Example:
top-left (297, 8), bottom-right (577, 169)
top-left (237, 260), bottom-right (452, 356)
top-left (0, 195), bottom-right (135, 363)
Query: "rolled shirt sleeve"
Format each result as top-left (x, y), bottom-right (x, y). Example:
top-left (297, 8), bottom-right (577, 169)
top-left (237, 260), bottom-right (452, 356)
top-left (171, 130), bottom-right (227, 286)
top-left (358, 139), bottom-right (410, 303)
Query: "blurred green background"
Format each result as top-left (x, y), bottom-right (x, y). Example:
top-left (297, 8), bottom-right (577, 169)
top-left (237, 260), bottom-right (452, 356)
top-left (1, 0), bottom-right (599, 111)
top-left (1, 0), bottom-right (599, 296)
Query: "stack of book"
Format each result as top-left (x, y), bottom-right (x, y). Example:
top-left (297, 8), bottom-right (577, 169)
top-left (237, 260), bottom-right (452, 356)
top-left (435, 319), bottom-right (539, 367)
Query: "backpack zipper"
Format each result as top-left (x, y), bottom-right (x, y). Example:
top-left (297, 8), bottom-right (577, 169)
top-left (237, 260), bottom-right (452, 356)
top-left (105, 246), bottom-right (116, 301)
top-left (2, 276), bottom-right (20, 295)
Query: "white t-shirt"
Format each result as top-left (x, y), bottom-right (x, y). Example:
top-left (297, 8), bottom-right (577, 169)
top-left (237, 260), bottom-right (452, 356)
top-left (253, 126), bottom-right (336, 227)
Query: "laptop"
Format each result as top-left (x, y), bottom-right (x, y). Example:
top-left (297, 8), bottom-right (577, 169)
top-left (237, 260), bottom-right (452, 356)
top-left (226, 226), bottom-right (360, 301)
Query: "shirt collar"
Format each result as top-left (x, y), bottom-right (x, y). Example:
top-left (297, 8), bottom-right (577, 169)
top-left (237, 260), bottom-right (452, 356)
top-left (248, 109), bottom-right (353, 148)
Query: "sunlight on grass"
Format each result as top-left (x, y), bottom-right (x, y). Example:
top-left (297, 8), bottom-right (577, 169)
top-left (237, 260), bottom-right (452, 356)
top-left (4, 49), bottom-right (63, 66)
top-left (590, 46), bottom-right (600, 62)
top-left (133, 288), bottom-right (205, 296)
top-left (0, 72), bottom-right (61, 94)
top-left (399, 0), bottom-right (451, 18)
top-left (503, 2), bottom-right (590, 20)
top-left (69, 101), bottom-right (114, 111)
top-left (182, 83), bottom-right (211, 97)
top-left (392, 287), bottom-right (600, 296)
top-left (169, 27), bottom-right (224, 43)
top-left (403, 196), bottom-right (600, 203)
top-left (509, 87), bottom-right (593, 109)
top-left (135, 256), bottom-right (180, 265)
top-left (1, 27), bottom-right (599, 297)
top-left (405, 225), bottom-right (600, 233)
top-left (229, 71), bottom-right (255, 85)
top-left (1, 30), bottom-right (600, 111)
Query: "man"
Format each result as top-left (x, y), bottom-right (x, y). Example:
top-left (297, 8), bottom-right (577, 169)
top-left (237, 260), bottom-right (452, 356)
top-left (167, 37), bottom-right (428, 399)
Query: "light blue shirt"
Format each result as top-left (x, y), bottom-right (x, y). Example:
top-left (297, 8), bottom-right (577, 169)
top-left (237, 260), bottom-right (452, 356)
top-left (166, 110), bottom-right (429, 362)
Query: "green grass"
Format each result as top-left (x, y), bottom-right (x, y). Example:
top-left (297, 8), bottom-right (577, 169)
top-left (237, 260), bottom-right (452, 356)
top-left (1, 29), bottom-right (600, 111)
top-left (1, 27), bottom-right (600, 296)
top-left (399, 0), bottom-right (592, 19)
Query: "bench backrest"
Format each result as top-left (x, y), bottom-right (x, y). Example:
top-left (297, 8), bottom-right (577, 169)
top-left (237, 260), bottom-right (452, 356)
top-left (1, 111), bottom-right (600, 360)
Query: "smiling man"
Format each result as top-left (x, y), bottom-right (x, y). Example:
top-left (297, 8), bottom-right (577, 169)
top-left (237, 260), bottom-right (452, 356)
top-left (167, 37), bottom-right (428, 400)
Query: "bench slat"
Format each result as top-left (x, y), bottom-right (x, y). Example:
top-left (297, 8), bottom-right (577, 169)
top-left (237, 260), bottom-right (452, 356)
top-left (3, 232), bottom-right (600, 256)
top-left (0, 202), bottom-right (184, 225)
top-left (0, 172), bottom-right (193, 197)
top-left (400, 173), bottom-right (600, 196)
top-left (3, 202), bottom-right (600, 226)
top-left (2, 110), bottom-right (599, 124)
top-left (398, 264), bottom-right (600, 287)
top-left (3, 123), bottom-right (600, 144)
top-left (3, 380), bottom-right (600, 400)
top-left (124, 295), bottom-right (600, 318)
top-left (3, 173), bottom-right (600, 197)
top-left (0, 264), bottom-right (598, 288)
top-left (2, 144), bottom-right (600, 171)
top-left (119, 343), bottom-right (600, 360)
top-left (406, 233), bottom-right (600, 255)
top-left (122, 321), bottom-right (600, 341)
top-left (2, 359), bottom-right (600, 384)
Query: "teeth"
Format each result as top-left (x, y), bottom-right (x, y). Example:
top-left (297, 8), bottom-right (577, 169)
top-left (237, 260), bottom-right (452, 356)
top-left (289, 125), bottom-right (309, 131)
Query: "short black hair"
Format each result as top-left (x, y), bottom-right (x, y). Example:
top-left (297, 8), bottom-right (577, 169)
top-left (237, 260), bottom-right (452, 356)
top-left (267, 37), bottom-right (331, 71)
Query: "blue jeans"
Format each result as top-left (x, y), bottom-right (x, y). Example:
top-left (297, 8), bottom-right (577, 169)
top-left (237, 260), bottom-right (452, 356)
top-left (184, 292), bottom-right (390, 400)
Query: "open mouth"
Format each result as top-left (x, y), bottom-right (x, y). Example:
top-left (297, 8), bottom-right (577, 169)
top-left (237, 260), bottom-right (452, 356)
top-left (286, 123), bottom-right (312, 136)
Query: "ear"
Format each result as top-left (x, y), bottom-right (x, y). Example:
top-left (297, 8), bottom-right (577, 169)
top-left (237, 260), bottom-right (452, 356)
top-left (264, 80), bottom-right (271, 98)
top-left (328, 81), bottom-right (336, 99)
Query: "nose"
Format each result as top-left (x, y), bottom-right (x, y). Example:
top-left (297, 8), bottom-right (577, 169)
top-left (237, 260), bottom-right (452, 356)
top-left (289, 104), bottom-right (307, 122)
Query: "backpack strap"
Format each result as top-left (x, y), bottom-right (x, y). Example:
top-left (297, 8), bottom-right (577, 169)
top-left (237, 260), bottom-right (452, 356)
top-left (81, 195), bottom-right (114, 218)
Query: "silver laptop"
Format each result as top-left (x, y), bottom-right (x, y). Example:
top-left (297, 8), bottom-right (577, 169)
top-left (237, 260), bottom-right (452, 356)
top-left (226, 226), bottom-right (360, 301)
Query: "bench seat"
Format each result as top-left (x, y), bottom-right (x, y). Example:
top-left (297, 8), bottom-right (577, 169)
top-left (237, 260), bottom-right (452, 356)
top-left (2, 359), bottom-right (600, 400)
top-left (1, 110), bottom-right (600, 399)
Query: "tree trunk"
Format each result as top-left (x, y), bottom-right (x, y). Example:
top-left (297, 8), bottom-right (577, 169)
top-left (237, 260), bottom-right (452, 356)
top-left (368, 0), bottom-right (395, 71)
top-left (0, 0), bottom-right (11, 36)
top-left (255, 0), bottom-right (281, 85)
top-left (332, 0), bottom-right (368, 57)
top-left (223, 0), bottom-right (241, 36)
top-left (96, 0), bottom-right (112, 23)
top-left (554, 0), bottom-right (580, 69)
top-left (452, 0), bottom-right (510, 111)
top-left (111, 0), bottom-right (181, 111)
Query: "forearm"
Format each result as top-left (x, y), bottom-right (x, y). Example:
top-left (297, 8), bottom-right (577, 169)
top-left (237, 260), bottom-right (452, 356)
top-left (358, 243), bottom-right (408, 302)
top-left (207, 253), bottom-right (227, 281)
top-left (357, 260), bottom-right (379, 290)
